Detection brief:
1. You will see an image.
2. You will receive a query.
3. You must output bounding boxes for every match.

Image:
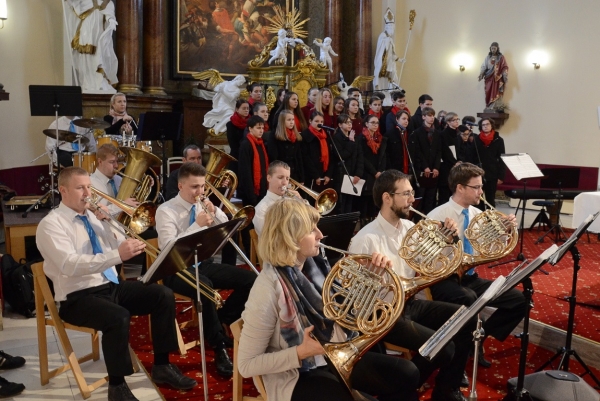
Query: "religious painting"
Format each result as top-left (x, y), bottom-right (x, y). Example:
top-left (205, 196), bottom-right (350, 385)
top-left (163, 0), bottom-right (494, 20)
top-left (172, 0), bottom-right (288, 79)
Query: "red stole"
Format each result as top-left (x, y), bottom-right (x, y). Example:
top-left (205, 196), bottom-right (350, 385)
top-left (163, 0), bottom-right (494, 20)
top-left (246, 134), bottom-right (269, 195)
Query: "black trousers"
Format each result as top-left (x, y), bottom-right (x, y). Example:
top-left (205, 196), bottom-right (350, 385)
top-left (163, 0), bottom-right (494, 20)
top-left (383, 298), bottom-right (475, 389)
top-left (430, 273), bottom-right (527, 341)
top-left (162, 261), bottom-right (255, 344)
top-left (291, 352), bottom-right (420, 401)
top-left (58, 281), bottom-right (177, 377)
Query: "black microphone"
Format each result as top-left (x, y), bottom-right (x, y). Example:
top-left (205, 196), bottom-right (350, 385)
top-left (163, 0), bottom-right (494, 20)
top-left (317, 124), bottom-right (336, 131)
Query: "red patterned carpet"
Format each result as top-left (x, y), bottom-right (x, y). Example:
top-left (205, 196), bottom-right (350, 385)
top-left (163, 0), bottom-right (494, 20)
top-left (129, 229), bottom-right (600, 400)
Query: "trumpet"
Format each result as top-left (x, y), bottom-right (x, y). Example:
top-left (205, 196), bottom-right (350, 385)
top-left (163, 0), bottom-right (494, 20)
top-left (283, 178), bottom-right (338, 215)
top-left (85, 194), bottom-right (225, 308)
top-left (194, 196), bottom-right (260, 275)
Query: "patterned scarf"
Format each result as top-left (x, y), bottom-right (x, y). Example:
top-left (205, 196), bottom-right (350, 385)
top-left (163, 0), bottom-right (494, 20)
top-left (309, 125), bottom-right (329, 172)
top-left (230, 111), bottom-right (249, 129)
top-left (109, 108), bottom-right (131, 125)
top-left (246, 134), bottom-right (269, 195)
top-left (274, 256), bottom-right (355, 372)
top-left (285, 128), bottom-right (297, 143)
top-left (479, 129), bottom-right (495, 147)
top-left (362, 127), bottom-right (382, 154)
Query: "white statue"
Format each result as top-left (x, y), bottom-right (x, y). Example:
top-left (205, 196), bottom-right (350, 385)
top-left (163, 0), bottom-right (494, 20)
top-left (64, 0), bottom-right (118, 93)
top-left (268, 29), bottom-right (304, 65)
top-left (373, 9), bottom-right (404, 106)
top-left (313, 37), bottom-right (338, 72)
top-left (193, 70), bottom-right (247, 135)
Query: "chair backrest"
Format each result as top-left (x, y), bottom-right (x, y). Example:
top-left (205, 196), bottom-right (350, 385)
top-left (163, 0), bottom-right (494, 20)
top-left (167, 157), bottom-right (184, 175)
top-left (231, 318), bottom-right (267, 401)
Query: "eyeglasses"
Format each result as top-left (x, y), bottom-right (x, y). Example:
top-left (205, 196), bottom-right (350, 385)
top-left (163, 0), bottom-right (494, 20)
top-left (463, 184), bottom-right (484, 190)
top-left (389, 190), bottom-right (415, 198)
top-left (450, 118), bottom-right (460, 122)
top-left (481, 123), bottom-right (491, 127)
top-left (369, 121), bottom-right (379, 125)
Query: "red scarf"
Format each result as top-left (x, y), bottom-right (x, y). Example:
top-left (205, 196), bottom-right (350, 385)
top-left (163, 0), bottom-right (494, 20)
top-left (368, 109), bottom-right (382, 119)
top-left (309, 125), bottom-right (329, 172)
top-left (362, 127), bottom-right (382, 154)
top-left (246, 134), bottom-right (269, 195)
top-left (286, 128), bottom-right (297, 143)
top-left (480, 130), bottom-right (495, 147)
top-left (230, 111), bottom-right (249, 129)
top-left (294, 115), bottom-right (301, 131)
top-left (248, 97), bottom-right (256, 107)
top-left (263, 121), bottom-right (270, 132)
top-left (397, 126), bottom-right (409, 174)
top-left (390, 105), bottom-right (411, 117)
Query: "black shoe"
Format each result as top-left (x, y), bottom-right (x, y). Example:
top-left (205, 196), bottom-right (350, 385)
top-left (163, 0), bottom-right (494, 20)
top-left (460, 371), bottom-right (469, 388)
top-left (108, 382), bottom-right (139, 401)
top-left (0, 351), bottom-right (26, 370)
top-left (0, 376), bottom-right (25, 397)
top-left (474, 345), bottom-right (492, 368)
top-left (151, 364), bottom-right (197, 390)
top-left (222, 336), bottom-right (234, 349)
top-left (431, 386), bottom-right (467, 401)
top-left (214, 347), bottom-right (233, 378)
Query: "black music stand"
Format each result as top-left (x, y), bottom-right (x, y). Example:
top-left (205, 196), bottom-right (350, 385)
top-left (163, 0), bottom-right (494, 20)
top-left (535, 212), bottom-right (600, 388)
top-left (318, 212), bottom-right (360, 265)
top-left (137, 112), bottom-right (183, 200)
top-left (489, 154), bottom-right (543, 268)
top-left (29, 85), bottom-right (83, 207)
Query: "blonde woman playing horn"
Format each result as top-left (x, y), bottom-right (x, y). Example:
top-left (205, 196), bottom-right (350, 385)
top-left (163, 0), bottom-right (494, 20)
top-left (238, 198), bottom-right (419, 401)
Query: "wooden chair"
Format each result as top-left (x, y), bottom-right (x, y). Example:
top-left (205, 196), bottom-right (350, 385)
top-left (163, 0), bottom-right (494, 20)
top-left (32, 262), bottom-right (139, 399)
top-left (145, 238), bottom-right (199, 355)
top-left (249, 229), bottom-right (263, 268)
top-left (231, 318), bottom-right (267, 401)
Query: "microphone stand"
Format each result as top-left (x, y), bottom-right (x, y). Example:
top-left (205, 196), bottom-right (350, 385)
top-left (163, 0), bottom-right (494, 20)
top-left (322, 126), bottom-right (358, 194)
top-left (397, 124), bottom-right (420, 188)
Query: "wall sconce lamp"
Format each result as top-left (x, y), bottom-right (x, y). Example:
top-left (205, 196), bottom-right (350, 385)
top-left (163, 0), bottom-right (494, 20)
top-left (532, 63), bottom-right (540, 70)
top-left (0, 0), bottom-right (7, 29)
top-left (459, 65), bottom-right (465, 72)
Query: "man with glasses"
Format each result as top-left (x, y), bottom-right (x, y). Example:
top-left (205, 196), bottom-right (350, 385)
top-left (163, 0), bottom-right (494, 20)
top-left (428, 163), bottom-right (525, 369)
top-left (349, 169), bottom-right (475, 401)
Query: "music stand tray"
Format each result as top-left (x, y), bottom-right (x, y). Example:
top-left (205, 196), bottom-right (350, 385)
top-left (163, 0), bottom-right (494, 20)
top-left (142, 218), bottom-right (243, 284)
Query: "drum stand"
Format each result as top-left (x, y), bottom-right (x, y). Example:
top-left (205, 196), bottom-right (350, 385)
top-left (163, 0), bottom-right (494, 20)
top-left (193, 249), bottom-right (210, 400)
top-left (468, 315), bottom-right (485, 401)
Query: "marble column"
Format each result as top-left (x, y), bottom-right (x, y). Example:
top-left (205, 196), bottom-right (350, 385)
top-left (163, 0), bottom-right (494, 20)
top-left (354, 0), bottom-right (372, 79)
top-left (142, 0), bottom-right (167, 96)
top-left (115, 0), bottom-right (143, 94)
top-left (324, 0), bottom-right (341, 84)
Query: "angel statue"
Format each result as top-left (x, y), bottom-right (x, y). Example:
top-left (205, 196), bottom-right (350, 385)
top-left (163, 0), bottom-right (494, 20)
top-left (313, 37), bottom-right (338, 72)
top-left (193, 69), bottom-right (247, 135)
top-left (331, 73), bottom-right (374, 113)
top-left (268, 29), bottom-right (304, 65)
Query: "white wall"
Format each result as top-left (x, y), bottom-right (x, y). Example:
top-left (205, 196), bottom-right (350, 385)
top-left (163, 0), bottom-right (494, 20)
top-left (0, 0), bottom-right (66, 170)
top-left (372, 0), bottom-right (600, 170)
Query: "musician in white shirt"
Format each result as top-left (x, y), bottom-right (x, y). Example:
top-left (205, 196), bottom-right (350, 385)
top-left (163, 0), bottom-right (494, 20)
top-left (45, 116), bottom-right (96, 167)
top-left (36, 167), bottom-right (197, 400)
top-left (155, 162), bottom-right (256, 378)
top-left (253, 161), bottom-right (302, 237)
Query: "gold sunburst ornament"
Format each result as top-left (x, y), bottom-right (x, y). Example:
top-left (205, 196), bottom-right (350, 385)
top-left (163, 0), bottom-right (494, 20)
top-left (264, 4), bottom-right (309, 39)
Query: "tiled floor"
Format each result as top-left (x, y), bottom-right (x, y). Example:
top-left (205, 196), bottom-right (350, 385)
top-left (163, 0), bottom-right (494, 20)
top-left (0, 200), bottom-right (577, 400)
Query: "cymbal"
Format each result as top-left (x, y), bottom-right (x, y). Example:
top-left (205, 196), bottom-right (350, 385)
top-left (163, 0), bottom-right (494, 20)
top-left (42, 129), bottom-right (90, 145)
top-left (72, 118), bottom-right (110, 129)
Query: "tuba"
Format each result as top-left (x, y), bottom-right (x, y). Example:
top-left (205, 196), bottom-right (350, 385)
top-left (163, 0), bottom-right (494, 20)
top-left (205, 144), bottom-right (238, 199)
top-left (116, 147), bottom-right (162, 204)
top-left (285, 178), bottom-right (338, 215)
top-left (318, 244), bottom-right (405, 395)
top-left (462, 196), bottom-right (519, 271)
top-left (398, 207), bottom-right (464, 296)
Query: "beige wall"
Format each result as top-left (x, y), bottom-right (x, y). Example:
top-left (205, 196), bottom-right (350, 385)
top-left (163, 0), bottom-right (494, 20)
top-left (2, 1), bottom-right (600, 176)
top-left (372, 0), bottom-right (600, 175)
top-left (0, 0), bottom-right (66, 170)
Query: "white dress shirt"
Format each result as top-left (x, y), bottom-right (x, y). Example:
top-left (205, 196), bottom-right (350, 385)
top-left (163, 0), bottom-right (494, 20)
top-left (427, 197), bottom-right (481, 241)
top-left (155, 193), bottom-right (228, 250)
top-left (348, 213), bottom-right (416, 279)
top-left (36, 202), bottom-right (125, 301)
top-left (45, 116), bottom-right (97, 164)
top-left (252, 190), bottom-right (281, 237)
top-left (90, 169), bottom-right (123, 216)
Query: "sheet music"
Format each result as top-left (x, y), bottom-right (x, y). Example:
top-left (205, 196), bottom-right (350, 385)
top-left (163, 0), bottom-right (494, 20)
top-left (419, 276), bottom-right (506, 360)
top-left (501, 153), bottom-right (544, 181)
top-left (341, 175), bottom-right (365, 196)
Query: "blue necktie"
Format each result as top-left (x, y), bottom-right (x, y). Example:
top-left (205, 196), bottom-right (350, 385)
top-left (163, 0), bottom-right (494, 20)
top-left (70, 121), bottom-right (79, 151)
top-left (77, 215), bottom-right (119, 284)
top-left (108, 179), bottom-right (118, 197)
top-left (189, 204), bottom-right (196, 227)
top-left (462, 209), bottom-right (474, 275)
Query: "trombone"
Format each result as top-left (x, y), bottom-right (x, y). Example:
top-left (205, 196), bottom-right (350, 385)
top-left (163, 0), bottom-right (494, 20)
top-left (85, 191), bottom-right (225, 308)
top-left (284, 178), bottom-right (338, 215)
top-left (194, 195), bottom-right (260, 275)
